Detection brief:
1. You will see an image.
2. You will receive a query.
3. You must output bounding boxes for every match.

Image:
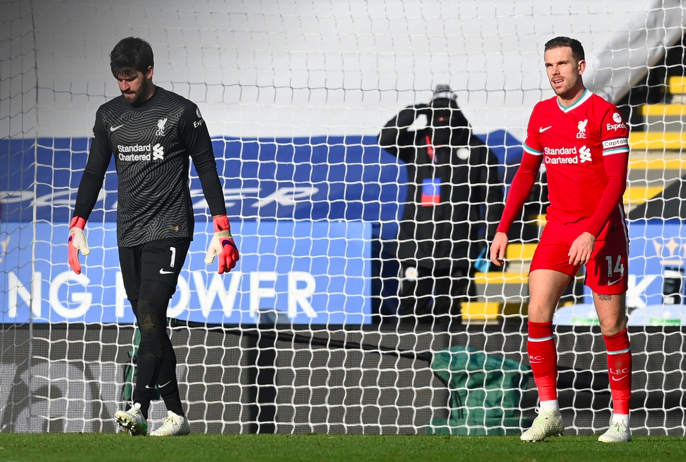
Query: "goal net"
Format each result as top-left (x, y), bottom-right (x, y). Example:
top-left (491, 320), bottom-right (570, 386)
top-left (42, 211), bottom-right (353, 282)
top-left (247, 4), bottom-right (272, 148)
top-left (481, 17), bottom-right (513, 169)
top-left (1, 0), bottom-right (686, 435)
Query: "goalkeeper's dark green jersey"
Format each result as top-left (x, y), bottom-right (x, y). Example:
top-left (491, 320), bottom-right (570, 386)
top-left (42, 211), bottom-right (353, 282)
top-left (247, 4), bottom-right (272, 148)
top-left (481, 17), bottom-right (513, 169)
top-left (74, 87), bottom-right (226, 247)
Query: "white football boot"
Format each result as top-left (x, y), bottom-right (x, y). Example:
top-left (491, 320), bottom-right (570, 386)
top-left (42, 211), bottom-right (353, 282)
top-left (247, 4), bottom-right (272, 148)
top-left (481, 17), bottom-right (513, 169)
top-left (598, 421), bottom-right (632, 443)
top-left (115, 403), bottom-right (148, 436)
top-left (150, 411), bottom-right (191, 436)
top-left (520, 409), bottom-right (564, 442)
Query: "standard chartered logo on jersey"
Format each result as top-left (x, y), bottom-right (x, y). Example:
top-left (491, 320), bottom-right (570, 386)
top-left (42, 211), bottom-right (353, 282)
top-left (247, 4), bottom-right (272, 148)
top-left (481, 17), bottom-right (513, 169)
top-left (543, 145), bottom-right (591, 165)
top-left (118, 143), bottom-right (164, 161)
top-left (544, 146), bottom-right (579, 165)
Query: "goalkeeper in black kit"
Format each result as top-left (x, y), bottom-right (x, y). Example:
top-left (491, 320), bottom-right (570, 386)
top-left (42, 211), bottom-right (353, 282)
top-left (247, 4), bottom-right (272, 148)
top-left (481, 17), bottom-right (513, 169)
top-left (67, 37), bottom-right (239, 436)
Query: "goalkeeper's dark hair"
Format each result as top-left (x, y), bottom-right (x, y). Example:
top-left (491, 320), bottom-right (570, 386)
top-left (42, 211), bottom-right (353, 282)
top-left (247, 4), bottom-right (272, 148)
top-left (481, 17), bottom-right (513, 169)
top-left (544, 36), bottom-right (585, 63)
top-left (110, 37), bottom-right (154, 78)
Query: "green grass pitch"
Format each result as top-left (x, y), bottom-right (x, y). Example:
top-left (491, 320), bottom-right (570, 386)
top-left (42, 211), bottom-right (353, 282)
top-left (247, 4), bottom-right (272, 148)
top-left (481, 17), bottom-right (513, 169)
top-left (1, 434), bottom-right (685, 462)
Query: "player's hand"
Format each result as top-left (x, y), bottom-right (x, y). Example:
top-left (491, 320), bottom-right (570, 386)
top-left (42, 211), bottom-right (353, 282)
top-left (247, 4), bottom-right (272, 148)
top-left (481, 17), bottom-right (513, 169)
top-left (205, 215), bottom-right (240, 274)
top-left (490, 232), bottom-right (509, 267)
top-left (68, 216), bottom-right (90, 274)
top-left (568, 232), bottom-right (595, 266)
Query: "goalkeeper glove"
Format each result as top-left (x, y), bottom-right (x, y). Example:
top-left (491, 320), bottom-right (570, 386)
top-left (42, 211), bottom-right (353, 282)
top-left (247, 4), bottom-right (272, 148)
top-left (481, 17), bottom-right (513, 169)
top-left (68, 216), bottom-right (90, 274)
top-left (205, 215), bottom-right (239, 274)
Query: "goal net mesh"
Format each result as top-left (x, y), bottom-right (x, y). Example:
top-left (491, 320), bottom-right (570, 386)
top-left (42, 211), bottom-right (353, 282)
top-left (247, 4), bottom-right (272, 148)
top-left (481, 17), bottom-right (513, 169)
top-left (1, 0), bottom-right (685, 435)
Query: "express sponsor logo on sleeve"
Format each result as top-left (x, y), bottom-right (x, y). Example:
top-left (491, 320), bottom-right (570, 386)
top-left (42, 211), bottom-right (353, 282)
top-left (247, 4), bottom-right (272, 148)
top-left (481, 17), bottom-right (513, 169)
top-left (193, 107), bottom-right (204, 128)
top-left (606, 112), bottom-right (627, 131)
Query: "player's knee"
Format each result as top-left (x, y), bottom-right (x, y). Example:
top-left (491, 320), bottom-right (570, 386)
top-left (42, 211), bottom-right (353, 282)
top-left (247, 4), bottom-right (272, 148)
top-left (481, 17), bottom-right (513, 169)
top-left (136, 299), bottom-right (168, 346)
top-left (599, 318), bottom-right (626, 337)
top-left (527, 303), bottom-right (556, 323)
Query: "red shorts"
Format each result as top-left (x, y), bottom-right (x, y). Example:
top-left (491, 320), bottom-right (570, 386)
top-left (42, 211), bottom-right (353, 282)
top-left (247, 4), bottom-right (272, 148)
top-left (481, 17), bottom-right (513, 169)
top-left (530, 221), bottom-right (629, 295)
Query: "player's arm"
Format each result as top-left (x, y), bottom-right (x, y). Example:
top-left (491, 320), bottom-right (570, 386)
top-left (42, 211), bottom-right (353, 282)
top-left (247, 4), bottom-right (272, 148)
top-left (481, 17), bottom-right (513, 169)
top-left (568, 151), bottom-right (627, 265)
top-left (568, 112), bottom-right (630, 266)
top-left (378, 104), bottom-right (427, 162)
top-left (68, 110), bottom-right (113, 274)
top-left (584, 113), bottom-right (630, 237)
top-left (584, 152), bottom-right (628, 237)
top-left (490, 152), bottom-right (542, 265)
top-left (180, 103), bottom-right (239, 274)
top-left (490, 108), bottom-right (544, 266)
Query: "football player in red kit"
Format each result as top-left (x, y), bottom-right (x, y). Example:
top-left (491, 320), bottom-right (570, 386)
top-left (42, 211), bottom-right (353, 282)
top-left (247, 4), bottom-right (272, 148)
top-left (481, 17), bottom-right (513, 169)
top-left (490, 37), bottom-right (631, 443)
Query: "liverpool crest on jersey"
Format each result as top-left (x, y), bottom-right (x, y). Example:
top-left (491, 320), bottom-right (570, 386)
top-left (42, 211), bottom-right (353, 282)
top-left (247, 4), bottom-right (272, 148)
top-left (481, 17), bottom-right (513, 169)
top-left (576, 119), bottom-right (588, 139)
top-left (156, 117), bottom-right (168, 136)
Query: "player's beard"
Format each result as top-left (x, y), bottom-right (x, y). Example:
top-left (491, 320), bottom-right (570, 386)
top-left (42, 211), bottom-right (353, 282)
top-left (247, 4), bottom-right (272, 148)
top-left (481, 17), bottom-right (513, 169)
top-left (124, 78), bottom-right (151, 104)
top-left (551, 75), bottom-right (580, 99)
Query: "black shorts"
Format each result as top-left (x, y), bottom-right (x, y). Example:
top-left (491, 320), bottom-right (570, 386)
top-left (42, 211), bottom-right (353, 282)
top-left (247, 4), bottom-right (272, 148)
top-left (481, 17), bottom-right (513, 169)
top-left (118, 237), bottom-right (191, 301)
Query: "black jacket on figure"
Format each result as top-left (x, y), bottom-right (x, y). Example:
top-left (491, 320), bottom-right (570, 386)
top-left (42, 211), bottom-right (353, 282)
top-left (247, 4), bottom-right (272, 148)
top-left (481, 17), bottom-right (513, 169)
top-left (378, 103), bottom-right (504, 272)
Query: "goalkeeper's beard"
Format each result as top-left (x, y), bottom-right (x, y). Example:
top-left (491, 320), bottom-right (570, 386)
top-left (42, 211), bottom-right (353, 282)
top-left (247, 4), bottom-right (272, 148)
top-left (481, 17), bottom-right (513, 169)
top-left (123, 78), bottom-right (151, 104)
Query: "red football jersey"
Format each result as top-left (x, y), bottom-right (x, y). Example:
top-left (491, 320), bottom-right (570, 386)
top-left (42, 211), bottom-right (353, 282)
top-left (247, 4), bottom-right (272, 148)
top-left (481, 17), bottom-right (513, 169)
top-left (523, 90), bottom-right (629, 239)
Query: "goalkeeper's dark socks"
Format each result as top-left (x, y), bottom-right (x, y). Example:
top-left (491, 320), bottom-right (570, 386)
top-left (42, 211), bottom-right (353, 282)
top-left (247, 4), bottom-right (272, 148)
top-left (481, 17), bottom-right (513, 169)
top-left (604, 329), bottom-right (632, 415)
top-left (133, 389), bottom-right (153, 420)
top-left (527, 321), bottom-right (558, 402)
top-left (134, 350), bottom-right (158, 420)
top-left (160, 383), bottom-right (185, 417)
top-left (157, 342), bottom-right (185, 417)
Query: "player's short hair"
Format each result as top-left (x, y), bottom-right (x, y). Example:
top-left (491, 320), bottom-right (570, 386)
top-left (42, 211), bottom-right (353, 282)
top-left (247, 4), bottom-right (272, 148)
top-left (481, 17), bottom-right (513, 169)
top-left (110, 37), bottom-right (154, 78)
top-left (544, 36), bottom-right (585, 63)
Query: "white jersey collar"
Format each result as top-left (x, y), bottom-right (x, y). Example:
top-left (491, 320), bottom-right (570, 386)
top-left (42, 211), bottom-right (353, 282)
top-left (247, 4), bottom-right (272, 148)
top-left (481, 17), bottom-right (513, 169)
top-left (557, 89), bottom-right (593, 113)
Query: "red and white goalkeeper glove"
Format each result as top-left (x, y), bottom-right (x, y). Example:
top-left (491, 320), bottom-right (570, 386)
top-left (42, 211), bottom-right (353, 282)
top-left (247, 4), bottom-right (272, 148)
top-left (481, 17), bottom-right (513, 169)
top-left (205, 215), bottom-right (239, 274)
top-left (68, 216), bottom-right (90, 274)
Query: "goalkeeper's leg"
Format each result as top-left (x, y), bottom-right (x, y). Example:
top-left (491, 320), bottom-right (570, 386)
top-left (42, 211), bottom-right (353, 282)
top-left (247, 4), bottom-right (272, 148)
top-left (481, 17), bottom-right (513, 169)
top-left (134, 279), bottom-right (185, 420)
top-left (117, 239), bottom-right (190, 435)
top-left (133, 282), bottom-right (190, 437)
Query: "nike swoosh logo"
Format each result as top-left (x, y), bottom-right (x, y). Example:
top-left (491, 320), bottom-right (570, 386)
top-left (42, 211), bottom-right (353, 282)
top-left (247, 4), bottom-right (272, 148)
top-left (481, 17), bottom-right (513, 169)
top-left (158, 380), bottom-right (172, 388)
top-left (145, 384), bottom-right (155, 389)
top-left (611, 375), bottom-right (628, 381)
top-left (159, 269), bottom-right (174, 274)
top-left (110, 124), bottom-right (124, 132)
top-left (608, 279), bottom-right (622, 286)
top-left (539, 126), bottom-right (552, 133)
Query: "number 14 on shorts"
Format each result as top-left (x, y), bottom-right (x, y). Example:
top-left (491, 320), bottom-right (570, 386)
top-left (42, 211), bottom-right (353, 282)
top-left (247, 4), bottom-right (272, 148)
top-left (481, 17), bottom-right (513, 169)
top-left (605, 255), bottom-right (625, 279)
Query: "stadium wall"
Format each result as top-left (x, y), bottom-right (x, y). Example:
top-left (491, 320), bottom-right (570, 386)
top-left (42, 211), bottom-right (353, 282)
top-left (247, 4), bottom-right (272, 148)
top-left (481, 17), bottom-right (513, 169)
top-left (2, 0), bottom-right (677, 142)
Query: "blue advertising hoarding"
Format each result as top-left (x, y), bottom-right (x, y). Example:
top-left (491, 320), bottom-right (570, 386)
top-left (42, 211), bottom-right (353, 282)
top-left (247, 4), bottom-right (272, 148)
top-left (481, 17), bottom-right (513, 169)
top-left (625, 220), bottom-right (686, 308)
top-left (555, 221), bottom-right (686, 325)
top-left (0, 221), bottom-right (372, 325)
top-left (0, 134), bottom-right (521, 226)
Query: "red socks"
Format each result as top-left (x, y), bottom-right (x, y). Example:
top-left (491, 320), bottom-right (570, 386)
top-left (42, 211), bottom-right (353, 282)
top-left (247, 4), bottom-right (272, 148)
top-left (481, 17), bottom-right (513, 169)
top-left (528, 322), bottom-right (631, 415)
top-left (527, 321), bottom-right (558, 402)
top-left (604, 329), bottom-right (632, 415)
